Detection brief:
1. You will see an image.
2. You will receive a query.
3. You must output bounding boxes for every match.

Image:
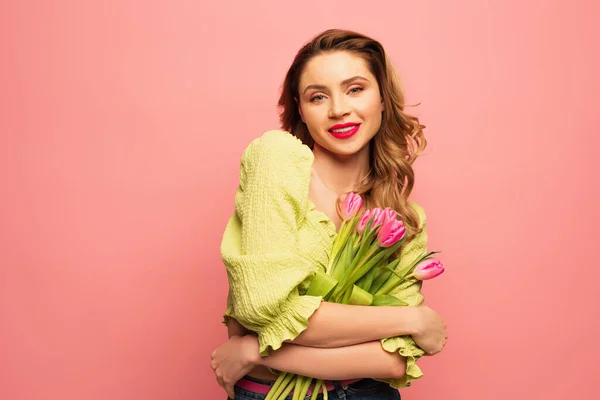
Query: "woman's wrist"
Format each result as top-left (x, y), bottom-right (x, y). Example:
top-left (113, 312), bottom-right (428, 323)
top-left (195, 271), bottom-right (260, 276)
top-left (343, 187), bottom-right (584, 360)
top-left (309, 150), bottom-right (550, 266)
top-left (241, 334), bottom-right (262, 367)
top-left (395, 306), bottom-right (421, 336)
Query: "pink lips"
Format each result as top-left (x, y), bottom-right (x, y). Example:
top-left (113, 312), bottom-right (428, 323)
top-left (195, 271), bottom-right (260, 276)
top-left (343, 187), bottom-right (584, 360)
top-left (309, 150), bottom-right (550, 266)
top-left (328, 123), bottom-right (361, 139)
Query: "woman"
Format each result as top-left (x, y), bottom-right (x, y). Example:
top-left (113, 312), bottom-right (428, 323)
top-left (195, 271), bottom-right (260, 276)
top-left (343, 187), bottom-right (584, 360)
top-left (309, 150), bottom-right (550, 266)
top-left (211, 29), bottom-right (447, 400)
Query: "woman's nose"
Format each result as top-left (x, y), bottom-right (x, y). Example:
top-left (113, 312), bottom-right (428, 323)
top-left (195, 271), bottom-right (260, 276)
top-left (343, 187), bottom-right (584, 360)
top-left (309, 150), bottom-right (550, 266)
top-left (328, 97), bottom-right (351, 119)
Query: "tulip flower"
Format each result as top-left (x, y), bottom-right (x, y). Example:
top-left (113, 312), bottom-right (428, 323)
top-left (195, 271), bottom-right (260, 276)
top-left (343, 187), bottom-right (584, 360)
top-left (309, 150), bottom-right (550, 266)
top-left (357, 209), bottom-right (373, 234)
top-left (371, 208), bottom-right (386, 228)
top-left (406, 259), bottom-right (445, 280)
top-left (382, 207), bottom-right (397, 225)
top-left (340, 192), bottom-right (363, 220)
top-left (357, 208), bottom-right (387, 234)
top-left (377, 219), bottom-right (406, 248)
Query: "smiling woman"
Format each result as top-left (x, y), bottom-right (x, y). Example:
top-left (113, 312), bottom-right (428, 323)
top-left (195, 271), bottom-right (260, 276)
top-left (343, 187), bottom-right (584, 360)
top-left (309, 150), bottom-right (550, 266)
top-left (298, 53), bottom-right (384, 160)
top-left (210, 29), bottom-right (447, 400)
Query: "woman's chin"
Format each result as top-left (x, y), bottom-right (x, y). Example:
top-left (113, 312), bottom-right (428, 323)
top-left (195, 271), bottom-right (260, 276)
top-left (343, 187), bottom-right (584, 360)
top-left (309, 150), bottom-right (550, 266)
top-left (329, 142), bottom-right (370, 157)
top-left (313, 134), bottom-right (371, 157)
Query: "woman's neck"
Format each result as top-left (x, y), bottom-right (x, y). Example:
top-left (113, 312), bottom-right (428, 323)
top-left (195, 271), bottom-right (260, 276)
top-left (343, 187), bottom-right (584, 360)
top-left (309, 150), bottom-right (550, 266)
top-left (311, 143), bottom-right (370, 195)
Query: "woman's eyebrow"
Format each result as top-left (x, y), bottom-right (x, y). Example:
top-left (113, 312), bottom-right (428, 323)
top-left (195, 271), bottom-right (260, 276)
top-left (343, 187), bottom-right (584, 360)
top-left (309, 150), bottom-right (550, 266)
top-left (302, 75), bottom-right (369, 95)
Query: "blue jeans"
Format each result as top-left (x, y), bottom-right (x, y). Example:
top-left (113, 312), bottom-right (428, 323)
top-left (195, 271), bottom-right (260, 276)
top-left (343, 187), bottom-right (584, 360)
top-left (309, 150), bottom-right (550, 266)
top-left (233, 376), bottom-right (401, 400)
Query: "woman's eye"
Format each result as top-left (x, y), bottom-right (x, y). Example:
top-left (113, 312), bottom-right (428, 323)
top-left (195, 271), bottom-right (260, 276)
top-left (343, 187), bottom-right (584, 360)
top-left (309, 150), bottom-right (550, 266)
top-left (349, 87), bottom-right (364, 94)
top-left (310, 94), bottom-right (325, 102)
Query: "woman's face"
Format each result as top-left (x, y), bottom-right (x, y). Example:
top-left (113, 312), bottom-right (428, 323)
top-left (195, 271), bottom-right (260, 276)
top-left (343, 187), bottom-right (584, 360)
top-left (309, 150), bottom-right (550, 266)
top-left (297, 51), bottom-right (384, 157)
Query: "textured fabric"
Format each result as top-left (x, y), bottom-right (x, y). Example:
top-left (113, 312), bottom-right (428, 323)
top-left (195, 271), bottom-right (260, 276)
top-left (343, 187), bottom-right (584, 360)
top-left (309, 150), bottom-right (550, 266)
top-left (221, 129), bottom-right (428, 388)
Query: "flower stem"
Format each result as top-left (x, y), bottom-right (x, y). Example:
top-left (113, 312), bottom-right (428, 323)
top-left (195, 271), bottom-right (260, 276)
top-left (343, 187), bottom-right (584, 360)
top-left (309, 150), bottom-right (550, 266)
top-left (310, 380), bottom-right (324, 400)
top-left (292, 376), bottom-right (303, 400)
top-left (265, 372), bottom-right (286, 400)
top-left (268, 373), bottom-right (294, 400)
top-left (277, 376), bottom-right (297, 400)
top-left (297, 376), bottom-right (312, 400)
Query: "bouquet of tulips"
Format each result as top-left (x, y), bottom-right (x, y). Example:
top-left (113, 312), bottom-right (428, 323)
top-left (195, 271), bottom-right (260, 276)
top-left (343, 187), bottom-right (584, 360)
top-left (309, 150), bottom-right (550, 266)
top-left (265, 193), bottom-right (444, 400)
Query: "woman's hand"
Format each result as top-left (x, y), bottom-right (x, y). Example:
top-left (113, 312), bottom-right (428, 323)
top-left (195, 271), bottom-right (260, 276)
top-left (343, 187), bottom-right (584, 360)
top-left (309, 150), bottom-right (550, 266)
top-left (411, 306), bottom-right (448, 355)
top-left (211, 334), bottom-right (260, 399)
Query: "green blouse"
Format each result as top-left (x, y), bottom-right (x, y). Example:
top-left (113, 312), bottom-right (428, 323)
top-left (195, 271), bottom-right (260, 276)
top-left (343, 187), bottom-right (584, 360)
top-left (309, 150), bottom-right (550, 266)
top-left (221, 130), bottom-right (428, 388)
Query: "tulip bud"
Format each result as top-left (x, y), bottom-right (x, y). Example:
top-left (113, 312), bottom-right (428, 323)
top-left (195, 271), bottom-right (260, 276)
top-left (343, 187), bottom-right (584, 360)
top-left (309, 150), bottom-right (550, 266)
top-left (412, 259), bottom-right (445, 280)
top-left (377, 219), bottom-right (406, 247)
top-left (382, 207), bottom-right (398, 225)
top-left (340, 192), bottom-right (363, 220)
top-left (371, 208), bottom-right (386, 228)
top-left (357, 210), bottom-right (373, 234)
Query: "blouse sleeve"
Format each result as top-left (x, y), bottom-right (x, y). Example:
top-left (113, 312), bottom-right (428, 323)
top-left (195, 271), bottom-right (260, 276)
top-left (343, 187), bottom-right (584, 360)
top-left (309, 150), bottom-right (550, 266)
top-left (378, 203), bottom-right (428, 388)
top-left (220, 130), bottom-right (323, 356)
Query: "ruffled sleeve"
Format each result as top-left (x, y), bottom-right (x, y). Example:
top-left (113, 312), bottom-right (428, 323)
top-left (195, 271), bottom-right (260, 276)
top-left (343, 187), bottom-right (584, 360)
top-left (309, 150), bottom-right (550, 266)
top-left (378, 203), bottom-right (428, 388)
top-left (220, 130), bottom-right (323, 356)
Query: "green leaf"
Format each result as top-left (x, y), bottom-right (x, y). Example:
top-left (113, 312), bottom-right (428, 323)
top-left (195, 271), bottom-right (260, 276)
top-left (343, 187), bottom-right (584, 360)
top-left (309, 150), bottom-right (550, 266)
top-left (370, 259), bottom-right (400, 294)
top-left (306, 270), bottom-right (338, 298)
top-left (332, 249), bottom-right (386, 300)
top-left (347, 285), bottom-right (374, 305)
top-left (372, 295), bottom-right (408, 306)
top-left (331, 239), bottom-right (355, 280)
top-left (361, 266), bottom-right (377, 292)
top-left (374, 250), bottom-right (438, 295)
top-left (387, 263), bottom-right (411, 280)
top-left (341, 287), bottom-right (352, 304)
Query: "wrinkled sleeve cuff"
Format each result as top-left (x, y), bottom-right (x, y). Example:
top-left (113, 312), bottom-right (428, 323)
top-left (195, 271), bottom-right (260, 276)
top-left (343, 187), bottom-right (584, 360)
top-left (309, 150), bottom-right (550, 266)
top-left (379, 335), bottom-right (425, 388)
top-left (257, 294), bottom-right (323, 357)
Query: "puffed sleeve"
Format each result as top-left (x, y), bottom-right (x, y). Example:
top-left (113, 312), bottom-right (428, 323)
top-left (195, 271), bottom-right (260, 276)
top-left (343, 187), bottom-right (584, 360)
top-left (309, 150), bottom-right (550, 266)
top-left (220, 130), bottom-right (323, 356)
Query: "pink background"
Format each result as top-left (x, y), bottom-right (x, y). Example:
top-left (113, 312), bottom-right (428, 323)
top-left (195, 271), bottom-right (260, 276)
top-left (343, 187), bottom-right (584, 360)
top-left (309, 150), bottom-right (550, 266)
top-left (1, 1), bottom-right (599, 399)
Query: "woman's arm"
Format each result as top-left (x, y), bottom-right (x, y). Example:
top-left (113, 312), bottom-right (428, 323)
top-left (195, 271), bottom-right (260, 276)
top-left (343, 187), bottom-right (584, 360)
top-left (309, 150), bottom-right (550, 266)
top-left (212, 321), bottom-right (406, 399)
top-left (290, 302), bottom-right (421, 348)
top-left (226, 317), bottom-right (405, 379)
top-left (227, 301), bottom-right (445, 353)
top-left (260, 340), bottom-right (406, 381)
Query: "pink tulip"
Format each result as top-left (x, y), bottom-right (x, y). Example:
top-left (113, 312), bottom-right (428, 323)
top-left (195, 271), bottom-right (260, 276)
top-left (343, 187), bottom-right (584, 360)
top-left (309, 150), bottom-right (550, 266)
top-left (357, 210), bottom-right (373, 234)
top-left (382, 207), bottom-right (398, 225)
top-left (412, 259), bottom-right (445, 280)
top-left (377, 219), bottom-right (406, 247)
top-left (340, 192), bottom-right (363, 220)
top-left (371, 208), bottom-right (386, 228)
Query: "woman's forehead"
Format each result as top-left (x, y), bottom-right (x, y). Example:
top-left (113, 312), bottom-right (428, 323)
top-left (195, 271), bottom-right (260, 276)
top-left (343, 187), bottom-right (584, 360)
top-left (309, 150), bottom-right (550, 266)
top-left (299, 52), bottom-right (373, 88)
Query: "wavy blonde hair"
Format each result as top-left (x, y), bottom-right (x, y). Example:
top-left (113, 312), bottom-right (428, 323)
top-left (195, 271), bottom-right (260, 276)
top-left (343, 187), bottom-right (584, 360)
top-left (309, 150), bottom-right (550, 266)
top-left (277, 29), bottom-right (427, 242)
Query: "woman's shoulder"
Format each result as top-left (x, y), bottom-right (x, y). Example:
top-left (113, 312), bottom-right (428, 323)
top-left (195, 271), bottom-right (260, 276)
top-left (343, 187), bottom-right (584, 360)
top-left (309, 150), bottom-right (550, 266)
top-left (240, 130), bottom-right (314, 177)
top-left (243, 129), bottom-right (312, 161)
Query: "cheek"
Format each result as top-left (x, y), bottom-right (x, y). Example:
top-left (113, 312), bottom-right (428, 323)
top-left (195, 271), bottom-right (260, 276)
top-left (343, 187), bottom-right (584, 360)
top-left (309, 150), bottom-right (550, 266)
top-left (362, 104), bottom-right (383, 127)
top-left (357, 93), bottom-right (383, 118)
top-left (302, 107), bottom-right (325, 128)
